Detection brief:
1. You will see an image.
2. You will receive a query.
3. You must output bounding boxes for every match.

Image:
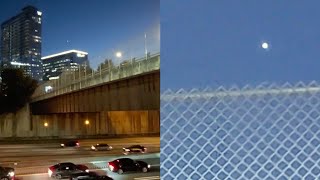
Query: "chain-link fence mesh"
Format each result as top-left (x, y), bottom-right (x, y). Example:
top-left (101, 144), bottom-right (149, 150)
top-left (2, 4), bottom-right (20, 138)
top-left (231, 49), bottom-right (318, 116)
top-left (161, 81), bottom-right (320, 179)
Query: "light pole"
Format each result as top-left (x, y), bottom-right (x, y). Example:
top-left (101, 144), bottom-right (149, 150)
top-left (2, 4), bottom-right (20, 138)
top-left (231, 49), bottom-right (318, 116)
top-left (144, 33), bottom-right (147, 61)
top-left (78, 64), bottom-right (81, 89)
top-left (115, 51), bottom-right (122, 78)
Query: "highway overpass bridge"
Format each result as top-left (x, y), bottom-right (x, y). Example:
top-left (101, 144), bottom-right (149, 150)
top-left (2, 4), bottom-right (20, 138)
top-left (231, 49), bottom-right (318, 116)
top-left (1, 53), bottom-right (160, 138)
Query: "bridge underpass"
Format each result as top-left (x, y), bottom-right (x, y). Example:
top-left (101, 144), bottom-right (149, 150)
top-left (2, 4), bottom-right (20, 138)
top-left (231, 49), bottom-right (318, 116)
top-left (0, 54), bottom-right (161, 138)
top-left (30, 70), bottom-right (160, 137)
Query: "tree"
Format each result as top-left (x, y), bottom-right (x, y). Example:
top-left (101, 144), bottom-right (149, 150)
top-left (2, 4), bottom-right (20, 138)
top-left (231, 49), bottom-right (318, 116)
top-left (97, 58), bottom-right (114, 70)
top-left (0, 68), bottom-right (38, 114)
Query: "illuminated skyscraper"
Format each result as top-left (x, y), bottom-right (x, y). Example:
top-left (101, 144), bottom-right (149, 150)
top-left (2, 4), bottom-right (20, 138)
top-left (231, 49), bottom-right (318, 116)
top-left (42, 50), bottom-right (89, 81)
top-left (0, 5), bottom-right (43, 81)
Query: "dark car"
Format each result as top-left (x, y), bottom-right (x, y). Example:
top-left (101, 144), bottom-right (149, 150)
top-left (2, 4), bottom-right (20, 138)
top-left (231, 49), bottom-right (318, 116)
top-left (68, 172), bottom-right (113, 180)
top-left (48, 162), bottom-right (89, 179)
top-left (0, 166), bottom-right (15, 180)
top-left (122, 145), bottom-right (147, 155)
top-left (91, 143), bottom-right (112, 151)
top-left (108, 158), bottom-right (150, 174)
top-left (61, 140), bottom-right (80, 148)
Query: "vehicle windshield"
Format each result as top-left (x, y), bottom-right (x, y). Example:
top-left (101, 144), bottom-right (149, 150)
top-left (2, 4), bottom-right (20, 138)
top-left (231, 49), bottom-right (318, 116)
top-left (130, 145), bottom-right (141, 148)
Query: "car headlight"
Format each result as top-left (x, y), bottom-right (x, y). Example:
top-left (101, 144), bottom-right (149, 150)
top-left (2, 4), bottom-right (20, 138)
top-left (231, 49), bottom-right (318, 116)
top-left (125, 149), bottom-right (130, 152)
top-left (110, 146), bottom-right (113, 149)
top-left (48, 169), bottom-right (52, 177)
top-left (85, 169), bottom-right (89, 173)
top-left (91, 146), bottom-right (95, 149)
top-left (8, 171), bottom-right (14, 176)
top-left (61, 144), bottom-right (64, 146)
top-left (148, 165), bottom-right (151, 168)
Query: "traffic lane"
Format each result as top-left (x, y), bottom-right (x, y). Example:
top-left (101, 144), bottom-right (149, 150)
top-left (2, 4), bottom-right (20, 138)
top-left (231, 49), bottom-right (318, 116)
top-left (15, 166), bottom-right (160, 180)
top-left (0, 145), bottom-right (160, 157)
top-left (0, 137), bottom-right (160, 148)
top-left (0, 140), bottom-right (159, 152)
top-left (13, 154), bottom-right (160, 175)
top-left (0, 145), bottom-right (160, 164)
top-left (0, 152), bottom-right (160, 170)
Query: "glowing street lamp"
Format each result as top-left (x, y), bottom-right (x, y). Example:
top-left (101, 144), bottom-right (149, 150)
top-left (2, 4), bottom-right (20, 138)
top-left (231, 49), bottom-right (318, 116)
top-left (44, 122), bottom-right (48, 127)
top-left (85, 120), bottom-right (90, 125)
top-left (115, 52), bottom-right (122, 58)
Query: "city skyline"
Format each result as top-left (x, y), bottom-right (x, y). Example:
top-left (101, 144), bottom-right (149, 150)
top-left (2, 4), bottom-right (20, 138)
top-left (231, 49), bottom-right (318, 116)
top-left (0, 0), bottom-right (160, 70)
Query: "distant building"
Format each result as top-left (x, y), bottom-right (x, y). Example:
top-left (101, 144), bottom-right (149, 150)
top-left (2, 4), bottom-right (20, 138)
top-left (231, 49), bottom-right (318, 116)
top-left (0, 5), bottom-right (43, 81)
top-left (41, 50), bottom-right (89, 81)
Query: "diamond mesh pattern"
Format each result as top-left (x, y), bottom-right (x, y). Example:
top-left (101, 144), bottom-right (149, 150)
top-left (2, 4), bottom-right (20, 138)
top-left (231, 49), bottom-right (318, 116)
top-left (161, 82), bottom-right (320, 179)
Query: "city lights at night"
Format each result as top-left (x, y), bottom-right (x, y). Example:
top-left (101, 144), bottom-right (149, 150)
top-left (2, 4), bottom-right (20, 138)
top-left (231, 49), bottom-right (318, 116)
top-left (0, 0), bottom-right (160, 179)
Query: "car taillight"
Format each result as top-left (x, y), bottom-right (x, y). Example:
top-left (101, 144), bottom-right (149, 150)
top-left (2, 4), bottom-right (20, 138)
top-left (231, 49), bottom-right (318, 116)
top-left (76, 143), bottom-right (79, 146)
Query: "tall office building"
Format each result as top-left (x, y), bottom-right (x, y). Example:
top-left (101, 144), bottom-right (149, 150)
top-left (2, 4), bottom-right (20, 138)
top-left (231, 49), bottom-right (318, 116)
top-left (0, 5), bottom-right (43, 81)
top-left (42, 50), bottom-right (89, 81)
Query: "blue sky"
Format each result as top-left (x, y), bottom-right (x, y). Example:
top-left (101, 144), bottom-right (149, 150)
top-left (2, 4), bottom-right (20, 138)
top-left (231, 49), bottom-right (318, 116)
top-left (0, 0), bottom-right (160, 69)
top-left (161, 0), bottom-right (320, 90)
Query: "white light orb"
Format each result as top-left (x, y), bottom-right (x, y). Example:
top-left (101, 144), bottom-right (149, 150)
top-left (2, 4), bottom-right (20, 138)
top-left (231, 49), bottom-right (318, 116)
top-left (262, 42), bottom-right (269, 49)
top-left (116, 52), bottom-right (122, 58)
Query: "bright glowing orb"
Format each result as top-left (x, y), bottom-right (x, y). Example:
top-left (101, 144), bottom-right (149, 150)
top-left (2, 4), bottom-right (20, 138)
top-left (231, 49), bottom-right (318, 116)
top-left (116, 52), bottom-right (122, 58)
top-left (262, 42), bottom-right (269, 49)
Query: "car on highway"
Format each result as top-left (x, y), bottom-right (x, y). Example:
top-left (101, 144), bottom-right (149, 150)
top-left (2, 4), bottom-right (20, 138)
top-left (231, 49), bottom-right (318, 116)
top-left (0, 166), bottom-right (15, 180)
top-left (108, 158), bottom-right (151, 174)
top-left (122, 145), bottom-right (147, 155)
top-left (68, 172), bottom-right (113, 180)
top-left (61, 140), bottom-right (80, 148)
top-left (48, 162), bottom-right (89, 179)
top-left (91, 143), bottom-right (113, 151)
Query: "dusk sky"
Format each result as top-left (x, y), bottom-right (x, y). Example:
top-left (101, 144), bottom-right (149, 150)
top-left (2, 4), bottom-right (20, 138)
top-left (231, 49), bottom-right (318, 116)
top-left (161, 0), bottom-right (320, 90)
top-left (0, 0), bottom-right (160, 69)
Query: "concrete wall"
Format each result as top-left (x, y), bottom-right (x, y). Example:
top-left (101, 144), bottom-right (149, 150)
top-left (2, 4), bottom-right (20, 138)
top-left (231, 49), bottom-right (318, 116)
top-left (31, 70), bottom-right (160, 114)
top-left (31, 110), bottom-right (160, 137)
top-left (0, 105), bottom-right (159, 138)
top-left (0, 105), bottom-right (34, 138)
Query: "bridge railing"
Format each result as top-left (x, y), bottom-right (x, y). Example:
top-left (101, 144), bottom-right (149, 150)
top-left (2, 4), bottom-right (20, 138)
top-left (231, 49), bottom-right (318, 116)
top-left (32, 53), bottom-right (160, 102)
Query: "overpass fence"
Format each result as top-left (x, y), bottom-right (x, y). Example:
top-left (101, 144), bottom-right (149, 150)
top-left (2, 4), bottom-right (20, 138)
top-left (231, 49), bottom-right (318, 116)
top-left (32, 53), bottom-right (160, 102)
top-left (161, 81), bottom-right (320, 179)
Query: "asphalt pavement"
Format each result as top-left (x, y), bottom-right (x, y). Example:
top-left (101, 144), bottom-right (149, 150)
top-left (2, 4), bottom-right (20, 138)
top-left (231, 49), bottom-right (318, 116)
top-left (0, 137), bottom-right (160, 180)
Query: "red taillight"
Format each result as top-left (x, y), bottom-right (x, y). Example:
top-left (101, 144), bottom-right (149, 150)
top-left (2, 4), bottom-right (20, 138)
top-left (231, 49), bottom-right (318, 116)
top-left (76, 143), bottom-right (79, 146)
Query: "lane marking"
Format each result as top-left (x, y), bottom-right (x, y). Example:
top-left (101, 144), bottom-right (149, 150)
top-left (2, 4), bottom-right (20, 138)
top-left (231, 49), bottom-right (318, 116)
top-left (134, 176), bottom-right (161, 180)
top-left (17, 173), bottom-right (47, 177)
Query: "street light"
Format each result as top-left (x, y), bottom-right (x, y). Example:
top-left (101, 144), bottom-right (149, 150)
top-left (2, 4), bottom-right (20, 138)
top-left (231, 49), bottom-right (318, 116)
top-left (115, 52), bottom-right (122, 58)
top-left (44, 122), bottom-right (48, 127)
top-left (85, 120), bottom-right (90, 125)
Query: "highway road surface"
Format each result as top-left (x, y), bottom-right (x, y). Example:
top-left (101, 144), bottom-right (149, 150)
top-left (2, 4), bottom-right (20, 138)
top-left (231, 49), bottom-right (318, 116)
top-left (0, 137), bottom-right (160, 180)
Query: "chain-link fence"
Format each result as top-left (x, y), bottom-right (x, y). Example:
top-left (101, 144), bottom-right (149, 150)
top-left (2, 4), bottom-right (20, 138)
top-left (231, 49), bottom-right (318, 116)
top-left (161, 81), bottom-right (320, 179)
